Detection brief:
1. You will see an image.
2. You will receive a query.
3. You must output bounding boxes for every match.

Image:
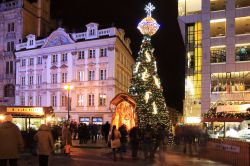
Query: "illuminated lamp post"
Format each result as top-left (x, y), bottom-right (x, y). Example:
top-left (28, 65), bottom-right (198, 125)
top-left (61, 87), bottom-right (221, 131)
top-left (64, 85), bottom-right (74, 121)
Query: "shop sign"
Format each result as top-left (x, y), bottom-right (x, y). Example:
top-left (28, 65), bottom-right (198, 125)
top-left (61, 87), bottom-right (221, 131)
top-left (212, 143), bottom-right (240, 153)
top-left (217, 104), bottom-right (250, 113)
top-left (7, 107), bottom-right (44, 116)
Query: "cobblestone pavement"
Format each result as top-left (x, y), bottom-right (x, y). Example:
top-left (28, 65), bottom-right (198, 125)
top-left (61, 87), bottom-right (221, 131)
top-left (18, 139), bottom-right (231, 166)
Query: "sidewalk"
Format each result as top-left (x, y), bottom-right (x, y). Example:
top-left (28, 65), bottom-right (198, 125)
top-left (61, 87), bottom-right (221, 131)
top-left (72, 138), bottom-right (108, 148)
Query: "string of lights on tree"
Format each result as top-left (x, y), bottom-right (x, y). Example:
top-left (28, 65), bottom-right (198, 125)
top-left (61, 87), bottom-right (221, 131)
top-left (129, 2), bottom-right (173, 144)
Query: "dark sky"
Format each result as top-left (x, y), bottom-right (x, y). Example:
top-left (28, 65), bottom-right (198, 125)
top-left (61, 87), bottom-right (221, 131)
top-left (51, 0), bottom-right (185, 112)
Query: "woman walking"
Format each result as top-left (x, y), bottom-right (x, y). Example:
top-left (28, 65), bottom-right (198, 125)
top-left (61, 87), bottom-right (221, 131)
top-left (34, 124), bottom-right (54, 166)
top-left (110, 125), bottom-right (122, 161)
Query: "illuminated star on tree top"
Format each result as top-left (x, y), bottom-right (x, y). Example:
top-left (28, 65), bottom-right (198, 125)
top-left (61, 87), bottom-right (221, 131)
top-left (145, 2), bottom-right (155, 17)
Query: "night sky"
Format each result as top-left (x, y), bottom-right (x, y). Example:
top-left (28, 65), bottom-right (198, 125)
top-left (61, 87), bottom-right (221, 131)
top-left (51, 0), bottom-right (185, 112)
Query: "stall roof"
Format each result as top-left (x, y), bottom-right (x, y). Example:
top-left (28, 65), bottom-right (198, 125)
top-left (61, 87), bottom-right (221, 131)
top-left (203, 117), bottom-right (245, 122)
top-left (110, 93), bottom-right (136, 108)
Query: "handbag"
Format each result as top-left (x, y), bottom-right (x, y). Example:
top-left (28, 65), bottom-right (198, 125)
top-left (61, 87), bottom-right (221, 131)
top-left (111, 139), bottom-right (121, 148)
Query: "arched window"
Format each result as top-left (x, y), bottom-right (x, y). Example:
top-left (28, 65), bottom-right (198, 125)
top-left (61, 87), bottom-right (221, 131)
top-left (4, 84), bottom-right (15, 97)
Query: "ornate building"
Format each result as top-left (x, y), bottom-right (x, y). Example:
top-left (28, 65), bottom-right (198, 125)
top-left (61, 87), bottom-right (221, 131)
top-left (0, 0), bottom-right (53, 105)
top-left (15, 23), bottom-right (134, 123)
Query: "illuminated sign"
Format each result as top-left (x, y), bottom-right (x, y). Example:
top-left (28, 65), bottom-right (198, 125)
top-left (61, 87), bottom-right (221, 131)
top-left (7, 107), bottom-right (44, 116)
top-left (216, 104), bottom-right (250, 113)
top-left (185, 117), bottom-right (201, 124)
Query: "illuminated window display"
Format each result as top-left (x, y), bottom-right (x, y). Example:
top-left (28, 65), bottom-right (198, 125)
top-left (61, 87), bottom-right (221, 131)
top-left (210, 46), bottom-right (226, 63)
top-left (235, 16), bottom-right (250, 35)
top-left (235, 44), bottom-right (250, 61)
top-left (211, 72), bottom-right (250, 93)
top-left (210, 19), bottom-right (226, 37)
top-left (235, 0), bottom-right (250, 8)
top-left (178, 0), bottom-right (201, 16)
top-left (210, 0), bottom-right (226, 11)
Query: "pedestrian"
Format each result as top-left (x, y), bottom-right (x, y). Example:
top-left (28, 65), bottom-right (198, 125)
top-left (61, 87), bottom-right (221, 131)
top-left (78, 123), bottom-right (84, 144)
top-left (0, 115), bottom-right (24, 166)
top-left (102, 121), bottom-right (110, 143)
top-left (141, 124), bottom-right (154, 160)
top-left (110, 125), bottom-right (122, 161)
top-left (129, 127), bottom-right (140, 160)
top-left (119, 124), bottom-right (128, 153)
top-left (62, 123), bottom-right (72, 155)
top-left (34, 124), bottom-right (54, 166)
top-left (90, 123), bottom-right (98, 144)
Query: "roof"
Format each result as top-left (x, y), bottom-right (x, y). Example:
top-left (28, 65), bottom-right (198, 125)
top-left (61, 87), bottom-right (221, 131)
top-left (110, 93), bottom-right (136, 108)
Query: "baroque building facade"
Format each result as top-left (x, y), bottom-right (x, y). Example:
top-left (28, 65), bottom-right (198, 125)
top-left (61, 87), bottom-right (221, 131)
top-left (178, 0), bottom-right (250, 123)
top-left (0, 0), bottom-right (53, 105)
top-left (15, 23), bottom-right (134, 123)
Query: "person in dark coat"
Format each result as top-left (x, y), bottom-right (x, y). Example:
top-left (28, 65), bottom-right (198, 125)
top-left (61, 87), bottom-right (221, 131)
top-left (90, 123), bottom-right (98, 144)
top-left (0, 115), bottom-right (24, 166)
top-left (102, 121), bottom-right (110, 143)
top-left (34, 124), bottom-right (54, 166)
top-left (119, 124), bottom-right (128, 152)
top-left (82, 123), bottom-right (89, 144)
top-left (129, 127), bottom-right (140, 160)
top-left (141, 124), bottom-right (154, 160)
top-left (78, 123), bottom-right (84, 144)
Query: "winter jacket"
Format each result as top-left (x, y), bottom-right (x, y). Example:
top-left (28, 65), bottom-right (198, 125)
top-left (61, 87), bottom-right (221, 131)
top-left (0, 121), bottom-right (24, 159)
top-left (62, 126), bottom-right (72, 145)
top-left (34, 124), bottom-right (54, 156)
top-left (110, 129), bottom-right (121, 149)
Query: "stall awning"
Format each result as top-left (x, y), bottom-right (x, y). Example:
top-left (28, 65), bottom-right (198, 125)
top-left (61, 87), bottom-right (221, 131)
top-left (110, 93), bottom-right (136, 108)
top-left (203, 117), bottom-right (245, 122)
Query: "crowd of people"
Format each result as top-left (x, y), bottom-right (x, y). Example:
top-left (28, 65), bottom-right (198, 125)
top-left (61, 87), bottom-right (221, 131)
top-left (0, 116), bottom-right (168, 165)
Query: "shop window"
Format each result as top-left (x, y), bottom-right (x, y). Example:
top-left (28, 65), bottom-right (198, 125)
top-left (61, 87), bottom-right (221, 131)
top-left (235, 44), bottom-right (250, 61)
top-left (211, 72), bottom-right (250, 93)
top-left (80, 117), bottom-right (90, 124)
top-left (210, 46), bottom-right (226, 63)
top-left (178, 0), bottom-right (201, 16)
top-left (235, 16), bottom-right (250, 35)
top-left (235, 0), bottom-right (250, 8)
top-left (210, 19), bottom-right (226, 37)
top-left (210, 0), bottom-right (225, 11)
top-left (4, 84), bottom-right (14, 97)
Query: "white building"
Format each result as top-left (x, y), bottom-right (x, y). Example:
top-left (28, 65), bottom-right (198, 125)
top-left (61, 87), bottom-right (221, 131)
top-left (178, 0), bottom-right (250, 123)
top-left (0, 0), bottom-right (53, 105)
top-left (15, 23), bottom-right (134, 123)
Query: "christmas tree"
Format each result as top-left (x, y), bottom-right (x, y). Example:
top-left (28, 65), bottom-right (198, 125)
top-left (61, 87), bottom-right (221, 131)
top-left (129, 2), bottom-right (172, 133)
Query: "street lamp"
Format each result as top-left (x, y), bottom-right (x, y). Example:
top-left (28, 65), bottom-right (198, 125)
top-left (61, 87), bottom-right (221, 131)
top-left (64, 85), bottom-right (74, 121)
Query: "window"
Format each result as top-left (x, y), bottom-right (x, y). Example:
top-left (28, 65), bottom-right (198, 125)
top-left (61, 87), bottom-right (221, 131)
top-left (52, 95), bottom-right (57, 107)
top-left (89, 29), bottom-right (95, 36)
top-left (100, 48), bottom-right (107, 57)
top-left (62, 73), bottom-right (67, 83)
top-left (29, 76), bottom-right (34, 85)
top-left (7, 22), bottom-right (14, 32)
top-left (178, 0), bottom-right (201, 16)
top-left (236, 44), bottom-right (250, 61)
top-left (29, 58), bottom-right (34, 66)
top-left (61, 95), bottom-right (66, 107)
top-left (52, 74), bottom-right (57, 84)
top-left (77, 95), bottom-right (84, 106)
top-left (20, 96), bottom-right (25, 105)
top-left (78, 51), bottom-right (84, 59)
top-left (37, 95), bottom-right (42, 106)
top-left (8, 61), bottom-right (13, 74)
top-left (4, 84), bottom-right (14, 97)
top-left (7, 41), bottom-right (14, 51)
top-left (89, 49), bottom-right (96, 58)
top-left (6, 62), bottom-right (9, 74)
top-left (88, 70), bottom-right (95, 81)
top-left (100, 69), bottom-right (107, 80)
top-left (235, 16), bottom-right (250, 35)
top-left (29, 40), bottom-right (34, 46)
top-left (210, 0), bottom-right (225, 11)
top-left (52, 54), bottom-right (57, 63)
top-left (37, 75), bottom-right (42, 85)
top-left (21, 76), bottom-right (25, 86)
top-left (21, 59), bottom-right (26, 66)
top-left (99, 94), bottom-right (106, 106)
top-left (78, 71), bottom-right (84, 81)
top-left (236, 0), bottom-right (250, 8)
top-left (210, 46), bottom-right (226, 63)
top-left (37, 57), bottom-right (42, 64)
top-left (28, 96), bottom-right (33, 106)
top-left (62, 53), bottom-right (67, 62)
top-left (88, 94), bottom-right (94, 106)
top-left (210, 19), bottom-right (226, 37)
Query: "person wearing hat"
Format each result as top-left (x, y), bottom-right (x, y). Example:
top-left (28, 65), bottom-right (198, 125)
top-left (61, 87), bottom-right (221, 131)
top-left (0, 115), bottom-right (24, 166)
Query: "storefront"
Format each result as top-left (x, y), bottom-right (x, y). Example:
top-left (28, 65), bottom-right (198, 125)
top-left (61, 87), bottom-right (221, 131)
top-left (203, 104), bottom-right (250, 141)
top-left (78, 117), bottom-right (103, 125)
top-left (0, 106), bottom-right (54, 131)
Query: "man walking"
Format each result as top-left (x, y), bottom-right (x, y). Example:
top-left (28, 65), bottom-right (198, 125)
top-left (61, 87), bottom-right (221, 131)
top-left (0, 115), bottom-right (24, 166)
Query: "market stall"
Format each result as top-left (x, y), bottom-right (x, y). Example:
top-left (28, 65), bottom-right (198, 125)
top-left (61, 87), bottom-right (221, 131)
top-left (110, 93), bottom-right (137, 130)
top-left (0, 106), bottom-right (54, 131)
top-left (203, 104), bottom-right (250, 141)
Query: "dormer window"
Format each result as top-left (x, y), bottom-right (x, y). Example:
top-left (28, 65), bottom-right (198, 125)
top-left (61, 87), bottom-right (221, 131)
top-left (89, 29), bottom-right (95, 36)
top-left (30, 40), bottom-right (34, 46)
